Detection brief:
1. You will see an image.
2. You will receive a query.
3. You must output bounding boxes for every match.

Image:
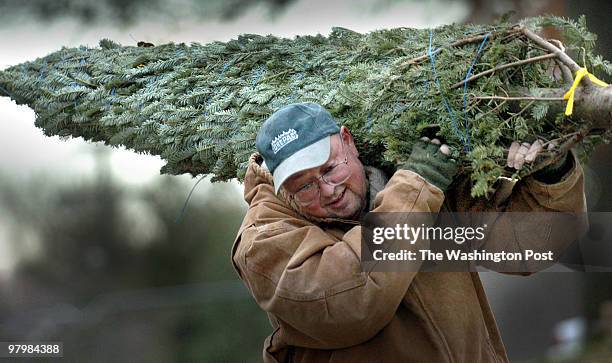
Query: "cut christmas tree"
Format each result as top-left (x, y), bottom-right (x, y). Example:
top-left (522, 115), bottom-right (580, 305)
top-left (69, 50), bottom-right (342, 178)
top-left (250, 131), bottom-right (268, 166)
top-left (0, 15), bottom-right (610, 197)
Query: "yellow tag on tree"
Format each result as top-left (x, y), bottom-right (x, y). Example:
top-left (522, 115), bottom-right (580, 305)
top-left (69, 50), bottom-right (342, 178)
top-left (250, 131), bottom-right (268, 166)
top-left (563, 68), bottom-right (609, 116)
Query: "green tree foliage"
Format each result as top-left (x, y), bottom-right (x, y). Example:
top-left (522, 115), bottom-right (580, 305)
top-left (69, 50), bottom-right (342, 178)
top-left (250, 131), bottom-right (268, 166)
top-left (1, 15), bottom-right (610, 197)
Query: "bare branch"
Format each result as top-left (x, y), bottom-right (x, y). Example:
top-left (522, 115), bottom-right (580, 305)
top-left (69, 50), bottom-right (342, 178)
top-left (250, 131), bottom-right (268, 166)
top-left (399, 27), bottom-right (521, 67)
top-left (520, 27), bottom-right (581, 72)
top-left (450, 53), bottom-right (556, 89)
top-left (472, 95), bottom-right (564, 101)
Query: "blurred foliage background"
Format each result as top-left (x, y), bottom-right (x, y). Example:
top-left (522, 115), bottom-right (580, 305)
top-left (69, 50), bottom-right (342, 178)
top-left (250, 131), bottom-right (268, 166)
top-left (0, 0), bottom-right (610, 362)
top-left (0, 149), bottom-right (270, 362)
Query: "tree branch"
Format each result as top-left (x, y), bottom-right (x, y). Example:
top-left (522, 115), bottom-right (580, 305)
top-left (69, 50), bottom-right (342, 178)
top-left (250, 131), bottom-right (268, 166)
top-left (527, 86), bottom-right (612, 131)
top-left (450, 53), bottom-right (556, 89)
top-left (472, 95), bottom-right (564, 101)
top-left (520, 27), bottom-right (581, 73)
top-left (399, 27), bottom-right (521, 67)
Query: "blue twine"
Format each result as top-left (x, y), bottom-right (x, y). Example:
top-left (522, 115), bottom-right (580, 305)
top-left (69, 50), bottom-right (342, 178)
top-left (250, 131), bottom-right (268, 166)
top-left (428, 30), bottom-right (467, 151)
top-left (461, 32), bottom-right (492, 150)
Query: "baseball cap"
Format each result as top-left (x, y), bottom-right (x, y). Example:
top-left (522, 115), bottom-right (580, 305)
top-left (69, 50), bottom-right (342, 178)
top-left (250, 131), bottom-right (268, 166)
top-left (256, 102), bottom-right (340, 194)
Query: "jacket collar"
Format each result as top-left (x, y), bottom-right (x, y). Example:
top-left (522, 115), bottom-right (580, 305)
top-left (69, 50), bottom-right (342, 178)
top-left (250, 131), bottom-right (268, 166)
top-left (243, 153), bottom-right (388, 226)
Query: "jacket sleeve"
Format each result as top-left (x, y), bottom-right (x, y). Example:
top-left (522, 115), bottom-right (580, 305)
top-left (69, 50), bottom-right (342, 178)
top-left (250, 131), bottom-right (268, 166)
top-left (233, 170), bottom-right (444, 349)
top-left (500, 150), bottom-right (586, 213)
top-left (473, 150), bottom-right (588, 272)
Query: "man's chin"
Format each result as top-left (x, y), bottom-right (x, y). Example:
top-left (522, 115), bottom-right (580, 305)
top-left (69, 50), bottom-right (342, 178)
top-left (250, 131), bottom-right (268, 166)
top-left (328, 195), bottom-right (362, 220)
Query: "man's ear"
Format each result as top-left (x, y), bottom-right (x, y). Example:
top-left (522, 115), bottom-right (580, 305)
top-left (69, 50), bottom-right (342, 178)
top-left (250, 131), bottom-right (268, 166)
top-left (339, 125), bottom-right (358, 157)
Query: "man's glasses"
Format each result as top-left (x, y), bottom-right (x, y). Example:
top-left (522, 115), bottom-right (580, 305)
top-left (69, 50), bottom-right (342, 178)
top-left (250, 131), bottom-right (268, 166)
top-left (292, 137), bottom-right (352, 207)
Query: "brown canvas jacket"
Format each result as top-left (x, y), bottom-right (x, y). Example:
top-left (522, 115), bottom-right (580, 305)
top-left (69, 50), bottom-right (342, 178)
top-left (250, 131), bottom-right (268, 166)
top-left (231, 151), bottom-right (586, 363)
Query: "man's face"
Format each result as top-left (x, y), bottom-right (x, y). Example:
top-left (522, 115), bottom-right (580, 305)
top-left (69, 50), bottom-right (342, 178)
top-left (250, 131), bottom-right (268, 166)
top-left (281, 126), bottom-right (367, 220)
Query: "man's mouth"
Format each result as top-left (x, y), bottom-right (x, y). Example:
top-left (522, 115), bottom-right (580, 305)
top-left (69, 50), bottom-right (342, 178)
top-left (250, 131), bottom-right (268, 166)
top-left (327, 188), bottom-right (346, 208)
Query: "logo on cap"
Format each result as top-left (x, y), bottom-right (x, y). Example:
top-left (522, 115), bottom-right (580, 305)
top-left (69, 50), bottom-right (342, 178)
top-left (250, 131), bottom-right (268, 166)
top-left (271, 128), bottom-right (299, 154)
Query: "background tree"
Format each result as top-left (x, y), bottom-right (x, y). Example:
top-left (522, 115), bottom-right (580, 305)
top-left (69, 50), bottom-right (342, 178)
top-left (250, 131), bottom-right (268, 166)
top-left (0, 150), bottom-right (269, 362)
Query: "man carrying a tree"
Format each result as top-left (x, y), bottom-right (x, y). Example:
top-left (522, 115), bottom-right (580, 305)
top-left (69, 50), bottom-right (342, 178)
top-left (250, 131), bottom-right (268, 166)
top-left (232, 101), bottom-right (584, 362)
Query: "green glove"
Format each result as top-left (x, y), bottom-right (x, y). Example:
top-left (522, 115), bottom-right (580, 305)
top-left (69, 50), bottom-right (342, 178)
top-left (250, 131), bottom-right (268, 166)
top-left (401, 141), bottom-right (458, 191)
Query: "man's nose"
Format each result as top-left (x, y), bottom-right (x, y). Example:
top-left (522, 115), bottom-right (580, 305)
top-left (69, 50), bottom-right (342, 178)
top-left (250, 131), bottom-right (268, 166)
top-left (318, 180), bottom-right (336, 198)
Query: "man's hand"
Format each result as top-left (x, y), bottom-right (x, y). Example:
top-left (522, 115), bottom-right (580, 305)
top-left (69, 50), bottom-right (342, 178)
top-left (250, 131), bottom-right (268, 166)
top-left (506, 139), bottom-right (553, 170)
top-left (401, 137), bottom-right (458, 192)
top-left (507, 139), bottom-right (573, 183)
